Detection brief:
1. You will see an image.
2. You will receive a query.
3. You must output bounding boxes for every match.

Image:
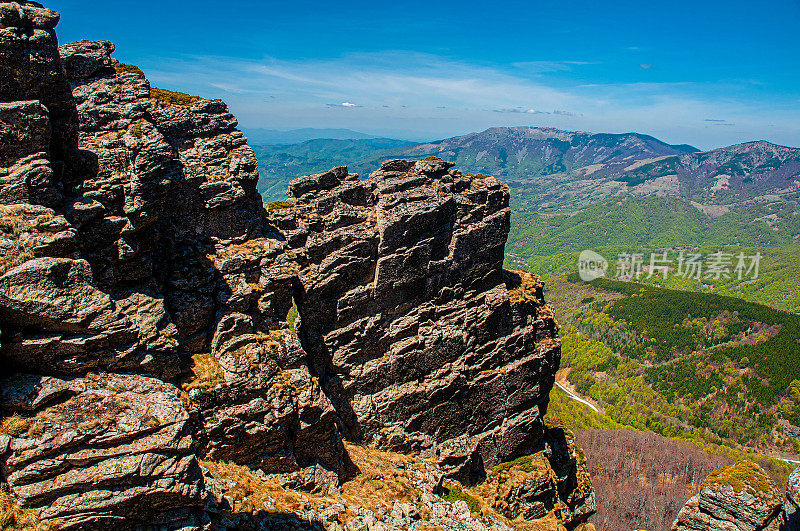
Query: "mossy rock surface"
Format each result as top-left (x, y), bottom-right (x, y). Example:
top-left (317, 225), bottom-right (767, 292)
top-left (442, 482), bottom-right (481, 514)
top-left (703, 460), bottom-right (781, 504)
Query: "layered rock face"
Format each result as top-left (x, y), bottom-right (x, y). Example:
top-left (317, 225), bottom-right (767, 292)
top-left (0, 3), bottom-right (345, 526)
top-left (0, 2), bottom-right (590, 528)
top-left (0, 372), bottom-right (208, 528)
top-left (286, 162), bottom-right (561, 477)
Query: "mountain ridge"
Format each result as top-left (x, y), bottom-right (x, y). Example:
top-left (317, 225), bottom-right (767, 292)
top-left (242, 127), bottom-right (385, 145)
top-left (256, 126), bottom-right (800, 213)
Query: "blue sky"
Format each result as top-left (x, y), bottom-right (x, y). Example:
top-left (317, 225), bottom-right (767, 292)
top-left (50, 0), bottom-right (800, 149)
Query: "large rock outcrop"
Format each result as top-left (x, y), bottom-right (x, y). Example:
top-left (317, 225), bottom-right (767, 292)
top-left (0, 4), bottom-right (346, 526)
top-left (286, 162), bottom-right (561, 477)
top-left (671, 461), bottom-right (785, 531)
top-left (0, 2), bottom-right (592, 528)
top-left (0, 372), bottom-right (209, 528)
top-left (0, 0), bottom-right (77, 176)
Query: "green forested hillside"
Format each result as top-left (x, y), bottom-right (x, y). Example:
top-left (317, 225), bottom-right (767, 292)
top-left (255, 137), bottom-right (411, 201)
top-left (507, 195), bottom-right (800, 312)
top-left (545, 274), bottom-right (800, 455)
top-left (509, 195), bottom-right (800, 254)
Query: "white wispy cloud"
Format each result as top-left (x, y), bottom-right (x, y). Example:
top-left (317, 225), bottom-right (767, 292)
top-left (138, 50), bottom-right (800, 150)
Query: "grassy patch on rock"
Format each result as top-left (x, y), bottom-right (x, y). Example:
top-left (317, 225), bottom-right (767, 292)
top-left (112, 59), bottom-right (144, 77)
top-left (181, 354), bottom-right (225, 392)
top-left (150, 87), bottom-right (202, 107)
top-left (0, 486), bottom-right (58, 530)
top-left (267, 200), bottom-right (294, 212)
top-left (442, 482), bottom-right (481, 515)
top-left (703, 460), bottom-right (779, 503)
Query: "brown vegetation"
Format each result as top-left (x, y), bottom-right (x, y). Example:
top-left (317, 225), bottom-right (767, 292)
top-left (214, 238), bottom-right (279, 261)
top-left (267, 200), bottom-right (294, 211)
top-left (0, 415), bottom-right (27, 437)
top-left (576, 429), bottom-right (734, 531)
top-left (201, 443), bottom-right (575, 530)
top-left (506, 269), bottom-right (544, 305)
top-left (0, 487), bottom-right (59, 530)
top-left (0, 205), bottom-right (56, 274)
top-left (112, 59), bottom-right (144, 77)
top-left (181, 353), bottom-right (225, 392)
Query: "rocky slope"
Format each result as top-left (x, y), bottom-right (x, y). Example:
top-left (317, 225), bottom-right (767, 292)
top-left (0, 2), bottom-right (594, 529)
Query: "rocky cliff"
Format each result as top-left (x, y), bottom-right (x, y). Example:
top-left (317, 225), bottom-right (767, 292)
top-left (0, 2), bottom-right (593, 529)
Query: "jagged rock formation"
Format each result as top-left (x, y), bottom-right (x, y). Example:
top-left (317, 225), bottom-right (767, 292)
top-left (0, 2), bottom-right (593, 528)
top-left (474, 426), bottom-right (595, 527)
top-left (0, 372), bottom-right (209, 528)
top-left (286, 161), bottom-right (561, 477)
top-left (671, 461), bottom-right (787, 531)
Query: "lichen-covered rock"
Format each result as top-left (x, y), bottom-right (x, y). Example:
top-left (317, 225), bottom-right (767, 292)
top-left (57, 35), bottom-right (349, 481)
top-left (0, 257), bottom-right (181, 376)
top-left (287, 160), bottom-right (561, 474)
top-left (0, 0), bottom-right (77, 168)
top-left (58, 39), bottom-right (114, 80)
top-left (474, 426), bottom-right (595, 527)
top-left (188, 313), bottom-right (348, 480)
top-left (0, 202), bottom-right (75, 274)
top-left (0, 1), bottom-right (595, 527)
top-left (671, 460), bottom-right (785, 531)
top-left (0, 372), bottom-right (210, 529)
top-left (0, 98), bottom-right (62, 207)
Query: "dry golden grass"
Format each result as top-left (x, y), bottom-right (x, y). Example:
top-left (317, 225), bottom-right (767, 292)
top-left (112, 59), bottom-right (144, 77)
top-left (181, 353), bottom-right (225, 392)
top-left (26, 420), bottom-right (44, 439)
top-left (0, 487), bottom-right (59, 530)
top-left (206, 173), bottom-right (229, 183)
top-left (201, 443), bottom-right (560, 529)
top-left (339, 443), bottom-right (418, 511)
top-left (215, 239), bottom-right (275, 261)
top-left (506, 269), bottom-right (543, 305)
top-left (267, 200), bottom-right (294, 212)
top-left (0, 205), bottom-right (56, 274)
top-left (0, 415), bottom-right (27, 437)
top-left (150, 87), bottom-right (202, 107)
top-left (201, 442), bottom-right (420, 524)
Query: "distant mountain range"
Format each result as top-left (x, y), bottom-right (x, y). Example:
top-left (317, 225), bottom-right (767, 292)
top-left (254, 137), bottom-right (412, 200)
top-left (256, 126), bottom-right (800, 215)
top-left (615, 140), bottom-right (800, 204)
top-left (243, 127), bottom-right (383, 145)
